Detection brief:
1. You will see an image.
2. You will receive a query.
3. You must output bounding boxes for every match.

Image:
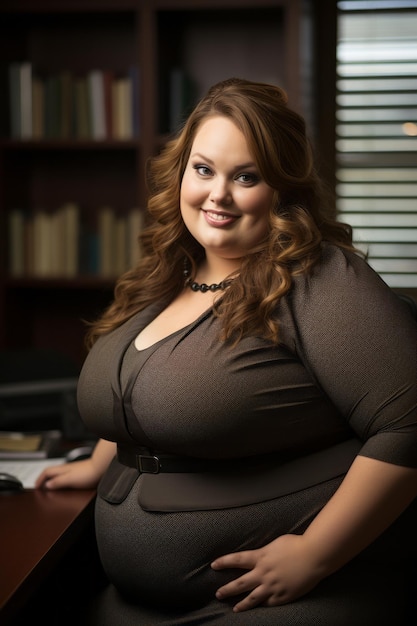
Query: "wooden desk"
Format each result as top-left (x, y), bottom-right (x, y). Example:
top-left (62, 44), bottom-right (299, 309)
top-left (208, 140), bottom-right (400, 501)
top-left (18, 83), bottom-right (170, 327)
top-left (0, 488), bottom-right (97, 625)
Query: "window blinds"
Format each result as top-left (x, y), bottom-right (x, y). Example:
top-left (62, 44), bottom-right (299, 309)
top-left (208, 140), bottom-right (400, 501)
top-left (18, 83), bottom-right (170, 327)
top-left (336, 1), bottom-right (417, 287)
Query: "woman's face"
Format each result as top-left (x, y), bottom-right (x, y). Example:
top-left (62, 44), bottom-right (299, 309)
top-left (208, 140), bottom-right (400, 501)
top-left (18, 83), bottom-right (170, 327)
top-left (180, 116), bottom-right (275, 262)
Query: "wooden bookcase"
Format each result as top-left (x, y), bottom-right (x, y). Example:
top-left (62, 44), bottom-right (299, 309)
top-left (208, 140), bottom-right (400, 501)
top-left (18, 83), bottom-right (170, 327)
top-left (0, 0), bottom-right (326, 368)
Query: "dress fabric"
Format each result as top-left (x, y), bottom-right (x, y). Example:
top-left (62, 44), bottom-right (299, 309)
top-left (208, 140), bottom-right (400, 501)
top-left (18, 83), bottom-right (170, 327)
top-left (77, 244), bottom-right (417, 624)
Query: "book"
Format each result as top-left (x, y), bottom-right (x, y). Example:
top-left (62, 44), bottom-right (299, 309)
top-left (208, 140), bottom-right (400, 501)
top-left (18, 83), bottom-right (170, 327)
top-left (79, 221), bottom-right (99, 276)
top-left (74, 76), bottom-right (90, 139)
top-left (8, 209), bottom-right (26, 277)
top-left (114, 214), bottom-right (128, 275)
top-left (59, 71), bottom-right (73, 139)
top-left (122, 77), bottom-right (133, 139)
top-left (19, 62), bottom-right (33, 139)
top-left (50, 209), bottom-right (64, 276)
top-left (44, 74), bottom-right (61, 139)
top-left (0, 430), bottom-right (62, 460)
top-left (32, 75), bottom-right (45, 139)
top-left (103, 70), bottom-right (114, 139)
top-left (127, 208), bottom-right (145, 268)
top-left (129, 65), bottom-right (140, 138)
top-left (32, 210), bottom-right (53, 276)
top-left (88, 70), bottom-right (106, 140)
top-left (112, 76), bottom-right (133, 139)
top-left (9, 62), bottom-right (21, 138)
top-left (98, 205), bottom-right (116, 276)
top-left (62, 202), bottom-right (80, 277)
top-left (24, 215), bottom-right (34, 277)
top-left (8, 61), bottom-right (33, 139)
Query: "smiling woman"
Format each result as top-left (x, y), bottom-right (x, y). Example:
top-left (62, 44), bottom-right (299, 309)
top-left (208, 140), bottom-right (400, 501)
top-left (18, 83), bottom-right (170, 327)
top-left (35, 78), bottom-right (417, 625)
top-left (180, 116), bottom-right (274, 268)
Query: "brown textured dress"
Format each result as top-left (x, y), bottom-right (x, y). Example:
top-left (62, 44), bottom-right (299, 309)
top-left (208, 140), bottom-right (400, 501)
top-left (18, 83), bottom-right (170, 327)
top-left (78, 245), bottom-right (417, 625)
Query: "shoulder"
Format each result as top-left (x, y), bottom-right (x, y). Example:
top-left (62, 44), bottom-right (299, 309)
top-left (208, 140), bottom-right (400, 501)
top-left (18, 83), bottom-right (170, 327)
top-left (314, 243), bottom-right (373, 280)
top-left (300, 243), bottom-right (388, 297)
top-left (287, 243), bottom-right (415, 341)
top-left (286, 242), bottom-right (409, 333)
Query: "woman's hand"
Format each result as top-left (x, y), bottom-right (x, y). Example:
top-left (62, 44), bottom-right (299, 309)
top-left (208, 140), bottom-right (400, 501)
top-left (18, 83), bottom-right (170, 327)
top-left (212, 455), bottom-right (417, 613)
top-left (35, 457), bottom-right (102, 490)
top-left (211, 533), bottom-right (322, 612)
top-left (35, 438), bottom-right (116, 490)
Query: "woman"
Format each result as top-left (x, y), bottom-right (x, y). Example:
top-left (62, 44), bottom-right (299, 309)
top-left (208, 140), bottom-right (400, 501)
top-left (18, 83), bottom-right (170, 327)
top-left (36, 78), bottom-right (417, 625)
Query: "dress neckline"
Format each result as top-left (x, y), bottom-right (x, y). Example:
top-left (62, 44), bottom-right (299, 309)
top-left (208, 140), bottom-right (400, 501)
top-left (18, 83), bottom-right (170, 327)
top-left (133, 305), bottom-right (213, 353)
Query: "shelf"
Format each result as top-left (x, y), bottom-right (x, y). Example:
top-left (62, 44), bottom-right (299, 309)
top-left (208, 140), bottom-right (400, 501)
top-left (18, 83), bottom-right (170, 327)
top-left (0, 139), bottom-right (139, 151)
top-left (4, 277), bottom-right (116, 290)
top-left (2, 149), bottom-right (139, 210)
top-left (0, 0), bottom-right (138, 12)
top-left (0, 0), bottom-right (315, 366)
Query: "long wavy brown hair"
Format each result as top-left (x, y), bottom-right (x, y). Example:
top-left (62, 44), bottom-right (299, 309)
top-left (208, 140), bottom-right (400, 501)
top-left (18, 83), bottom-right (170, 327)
top-left (86, 77), bottom-right (356, 348)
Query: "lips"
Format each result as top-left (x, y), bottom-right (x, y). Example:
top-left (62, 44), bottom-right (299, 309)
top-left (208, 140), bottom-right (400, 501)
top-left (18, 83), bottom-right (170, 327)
top-left (202, 209), bottom-right (239, 227)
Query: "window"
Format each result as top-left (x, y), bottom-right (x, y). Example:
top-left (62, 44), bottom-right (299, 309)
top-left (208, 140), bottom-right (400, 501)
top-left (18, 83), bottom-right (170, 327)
top-left (336, 0), bottom-right (417, 288)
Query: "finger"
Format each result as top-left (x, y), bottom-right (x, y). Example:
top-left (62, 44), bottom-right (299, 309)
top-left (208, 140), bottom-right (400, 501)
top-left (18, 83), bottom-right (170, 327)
top-left (215, 571), bottom-right (258, 600)
top-left (211, 549), bottom-right (258, 571)
top-left (232, 587), bottom-right (269, 613)
top-left (36, 473), bottom-right (62, 490)
top-left (34, 468), bottom-right (61, 489)
top-left (35, 465), bottom-right (70, 489)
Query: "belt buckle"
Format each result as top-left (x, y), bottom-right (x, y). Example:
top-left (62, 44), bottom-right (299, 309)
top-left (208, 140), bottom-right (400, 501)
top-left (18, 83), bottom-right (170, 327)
top-left (137, 455), bottom-right (160, 474)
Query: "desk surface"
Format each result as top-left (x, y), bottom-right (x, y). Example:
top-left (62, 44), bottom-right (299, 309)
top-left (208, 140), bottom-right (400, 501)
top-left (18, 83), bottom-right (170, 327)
top-left (0, 488), bottom-right (96, 624)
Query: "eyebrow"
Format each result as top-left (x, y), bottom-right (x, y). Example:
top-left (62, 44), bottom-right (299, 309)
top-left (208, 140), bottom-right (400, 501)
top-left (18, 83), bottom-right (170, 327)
top-left (190, 152), bottom-right (257, 170)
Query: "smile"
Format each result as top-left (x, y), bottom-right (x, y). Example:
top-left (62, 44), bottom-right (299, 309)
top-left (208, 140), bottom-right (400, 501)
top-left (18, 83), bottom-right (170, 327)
top-left (202, 209), bottom-right (239, 227)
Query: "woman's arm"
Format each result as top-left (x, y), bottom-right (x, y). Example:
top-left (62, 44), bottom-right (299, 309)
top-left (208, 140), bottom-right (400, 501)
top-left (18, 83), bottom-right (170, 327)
top-left (212, 454), bottom-right (417, 612)
top-left (35, 438), bottom-right (116, 490)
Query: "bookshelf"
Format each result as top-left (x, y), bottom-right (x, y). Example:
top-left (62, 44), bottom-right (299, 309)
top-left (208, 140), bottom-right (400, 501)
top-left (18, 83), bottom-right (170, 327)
top-left (0, 0), bottom-right (325, 367)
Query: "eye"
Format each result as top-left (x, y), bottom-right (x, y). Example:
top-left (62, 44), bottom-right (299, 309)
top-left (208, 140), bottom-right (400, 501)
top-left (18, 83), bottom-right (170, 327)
top-left (236, 172), bottom-right (259, 185)
top-left (193, 164), bottom-right (213, 177)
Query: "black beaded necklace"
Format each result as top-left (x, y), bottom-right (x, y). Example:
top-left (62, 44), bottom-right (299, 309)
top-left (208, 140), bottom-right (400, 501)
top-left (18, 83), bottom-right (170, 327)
top-left (187, 279), bottom-right (231, 293)
top-left (183, 260), bottom-right (233, 293)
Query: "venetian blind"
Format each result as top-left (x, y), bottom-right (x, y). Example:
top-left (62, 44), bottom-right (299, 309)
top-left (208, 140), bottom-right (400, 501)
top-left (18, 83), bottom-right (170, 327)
top-left (336, 0), bottom-right (417, 288)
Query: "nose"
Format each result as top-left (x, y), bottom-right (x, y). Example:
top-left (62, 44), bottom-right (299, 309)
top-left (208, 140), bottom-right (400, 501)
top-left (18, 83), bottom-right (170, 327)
top-left (209, 178), bottom-right (232, 206)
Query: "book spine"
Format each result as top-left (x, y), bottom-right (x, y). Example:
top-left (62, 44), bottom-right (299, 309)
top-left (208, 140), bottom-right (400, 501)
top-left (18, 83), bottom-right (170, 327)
top-left (127, 208), bottom-right (145, 268)
top-left (50, 209), bottom-right (64, 276)
top-left (44, 75), bottom-right (61, 139)
top-left (33, 210), bottom-right (53, 276)
top-left (88, 70), bottom-right (106, 140)
top-left (8, 64), bottom-right (138, 141)
top-left (32, 75), bottom-right (45, 139)
top-left (9, 63), bottom-right (21, 139)
top-left (59, 71), bottom-right (73, 140)
top-left (114, 215), bottom-right (128, 275)
top-left (8, 209), bottom-right (26, 276)
top-left (98, 206), bottom-right (116, 276)
top-left (129, 66), bottom-right (140, 138)
top-left (63, 202), bottom-right (80, 277)
top-left (74, 77), bottom-right (91, 139)
top-left (20, 62), bottom-right (33, 139)
top-left (103, 70), bottom-right (114, 139)
top-left (112, 76), bottom-right (133, 139)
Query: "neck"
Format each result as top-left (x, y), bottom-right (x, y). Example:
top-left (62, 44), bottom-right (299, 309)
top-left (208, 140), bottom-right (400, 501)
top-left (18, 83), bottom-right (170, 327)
top-left (197, 256), bottom-right (241, 285)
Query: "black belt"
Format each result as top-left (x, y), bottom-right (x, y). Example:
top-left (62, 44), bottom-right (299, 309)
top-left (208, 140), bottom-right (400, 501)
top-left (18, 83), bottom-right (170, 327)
top-left (116, 440), bottom-right (361, 476)
top-left (113, 439), bottom-right (362, 511)
top-left (117, 444), bottom-right (274, 474)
